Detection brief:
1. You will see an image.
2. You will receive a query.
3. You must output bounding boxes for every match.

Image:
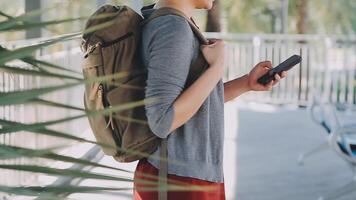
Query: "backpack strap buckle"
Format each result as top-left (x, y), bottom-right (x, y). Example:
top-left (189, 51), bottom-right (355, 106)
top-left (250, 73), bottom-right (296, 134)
top-left (84, 43), bottom-right (101, 58)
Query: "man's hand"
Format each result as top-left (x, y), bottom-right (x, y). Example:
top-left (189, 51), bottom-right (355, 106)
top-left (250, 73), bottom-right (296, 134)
top-left (247, 61), bottom-right (288, 91)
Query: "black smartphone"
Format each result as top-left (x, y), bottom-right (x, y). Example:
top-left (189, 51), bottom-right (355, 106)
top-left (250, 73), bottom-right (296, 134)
top-left (257, 55), bottom-right (302, 85)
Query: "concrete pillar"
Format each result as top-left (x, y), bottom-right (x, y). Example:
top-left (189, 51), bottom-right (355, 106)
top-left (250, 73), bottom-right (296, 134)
top-left (281, 0), bottom-right (289, 33)
top-left (25, 0), bottom-right (42, 39)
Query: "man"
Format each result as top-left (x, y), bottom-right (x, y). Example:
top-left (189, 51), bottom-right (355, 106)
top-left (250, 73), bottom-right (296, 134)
top-left (134, 0), bottom-right (287, 199)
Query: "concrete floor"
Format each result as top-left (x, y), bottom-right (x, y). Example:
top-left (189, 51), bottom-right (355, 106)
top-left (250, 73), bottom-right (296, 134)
top-left (235, 103), bottom-right (356, 200)
top-left (65, 102), bottom-right (356, 200)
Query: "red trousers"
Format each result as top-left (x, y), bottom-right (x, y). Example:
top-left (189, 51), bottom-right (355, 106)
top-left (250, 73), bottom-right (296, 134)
top-left (133, 159), bottom-right (226, 200)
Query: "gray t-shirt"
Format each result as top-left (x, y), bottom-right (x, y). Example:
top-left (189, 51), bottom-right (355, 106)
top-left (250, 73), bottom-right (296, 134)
top-left (141, 9), bottom-right (225, 182)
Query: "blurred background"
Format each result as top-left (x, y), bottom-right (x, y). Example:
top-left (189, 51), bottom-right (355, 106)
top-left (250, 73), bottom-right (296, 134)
top-left (0, 0), bottom-right (355, 200)
top-left (1, 0), bottom-right (355, 41)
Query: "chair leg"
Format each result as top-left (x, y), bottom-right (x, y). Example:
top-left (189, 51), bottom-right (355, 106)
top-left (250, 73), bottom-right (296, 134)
top-left (298, 140), bottom-right (329, 165)
top-left (318, 179), bottom-right (356, 200)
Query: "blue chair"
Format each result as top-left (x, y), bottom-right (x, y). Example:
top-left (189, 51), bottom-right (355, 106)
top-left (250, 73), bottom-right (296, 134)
top-left (320, 103), bottom-right (356, 200)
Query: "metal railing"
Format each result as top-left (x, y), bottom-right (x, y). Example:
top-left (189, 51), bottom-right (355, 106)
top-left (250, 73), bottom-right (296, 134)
top-left (208, 33), bottom-right (356, 106)
top-left (0, 37), bottom-right (87, 192)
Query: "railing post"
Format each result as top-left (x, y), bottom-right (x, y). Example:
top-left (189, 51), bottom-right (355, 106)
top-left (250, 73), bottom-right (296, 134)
top-left (322, 37), bottom-right (333, 104)
top-left (298, 46), bottom-right (303, 103)
top-left (253, 36), bottom-right (261, 65)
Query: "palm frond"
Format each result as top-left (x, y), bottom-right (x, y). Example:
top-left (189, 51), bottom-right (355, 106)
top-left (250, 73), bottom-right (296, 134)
top-left (0, 33), bottom-right (80, 65)
top-left (0, 65), bottom-right (82, 80)
top-left (0, 7), bottom-right (53, 31)
top-left (22, 57), bottom-right (82, 75)
top-left (0, 82), bottom-right (81, 106)
top-left (0, 17), bottom-right (86, 32)
top-left (0, 164), bottom-right (133, 182)
top-left (0, 46), bottom-right (81, 75)
top-left (0, 99), bottom-right (150, 134)
top-left (0, 144), bottom-right (66, 160)
top-left (0, 144), bottom-right (132, 173)
top-left (30, 98), bottom-right (85, 111)
top-left (0, 71), bottom-right (130, 106)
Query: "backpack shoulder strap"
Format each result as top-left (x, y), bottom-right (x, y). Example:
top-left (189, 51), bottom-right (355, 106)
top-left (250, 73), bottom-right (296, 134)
top-left (141, 7), bottom-right (208, 45)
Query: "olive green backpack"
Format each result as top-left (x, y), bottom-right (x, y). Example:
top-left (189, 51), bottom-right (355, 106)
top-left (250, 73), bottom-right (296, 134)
top-left (81, 4), bottom-right (208, 163)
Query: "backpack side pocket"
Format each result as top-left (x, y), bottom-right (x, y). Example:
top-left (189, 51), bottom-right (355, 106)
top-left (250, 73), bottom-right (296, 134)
top-left (82, 47), bottom-right (118, 156)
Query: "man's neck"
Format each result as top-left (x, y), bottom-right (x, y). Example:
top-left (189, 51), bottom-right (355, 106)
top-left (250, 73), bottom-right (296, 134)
top-left (155, 0), bottom-right (194, 18)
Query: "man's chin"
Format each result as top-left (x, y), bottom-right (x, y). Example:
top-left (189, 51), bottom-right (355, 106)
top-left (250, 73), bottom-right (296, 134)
top-left (206, 2), bottom-right (214, 10)
top-left (201, 3), bottom-right (213, 10)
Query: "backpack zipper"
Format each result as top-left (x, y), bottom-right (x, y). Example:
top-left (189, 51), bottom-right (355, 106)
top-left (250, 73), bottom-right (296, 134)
top-left (84, 32), bottom-right (133, 57)
top-left (98, 84), bottom-right (114, 131)
top-left (101, 32), bottom-right (134, 47)
top-left (84, 43), bottom-right (101, 58)
top-left (106, 109), bottom-right (115, 130)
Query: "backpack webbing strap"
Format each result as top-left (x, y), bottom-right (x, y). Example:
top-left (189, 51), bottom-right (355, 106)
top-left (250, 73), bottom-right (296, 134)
top-left (158, 138), bottom-right (168, 200)
top-left (141, 7), bottom-right (208, 45)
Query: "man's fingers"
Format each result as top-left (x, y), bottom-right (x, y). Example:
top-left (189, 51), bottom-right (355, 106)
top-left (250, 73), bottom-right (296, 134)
top-left (201, 40), bottom-right (217, 50)
top-left (281, 71), bottom-right (287, 78)
top-left (208, 39), bottom-right (218, 44)
top-left (265, 80), bottom-right (274, 90)
top-left (259, 61), bottom-right (272, 69)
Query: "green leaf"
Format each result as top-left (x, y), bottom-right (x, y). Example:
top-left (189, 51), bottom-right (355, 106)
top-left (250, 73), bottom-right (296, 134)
top-left (0, 114), bottom-right (85, 134)
top-left (0, 144), bottom-right (187, 185)
top-left (29, 186), bottom-right (131, 193)
top-left (42, 152), bottom-right (185, 186)
top-left (0, 46), bottom-right (81, 75)
top-left (0, 144), bottom-right (132, 173)
top-left (0, 119), bottom-right (93, 143)
top-left (0, 99), bottom-right (150, 133)
top-left (0, 185), bottom-right (39, 196)
top-left (0, 71), bottom-right (129, 106)
top-left (1, 11), bottom-right (118, 32)
top-left (0, 11), bottom-right (13, 19)
top-left (0, 7), bottom-right (51, 31)
top-left (0, 9), bottom-right (116, 32)
top-left (0, 82), bottom-right (81, 106)
top-left (0, 185), bottom-right (131, 197)
top-left (23, 57), bottom-right (82, 75)
top-left (0, 33), bottom-right (79, 65)
top-left (40, 186), bottom-right (132, 194)
top-left (0, 121), bottom-right (123, 159)
top-left (40, 153), bottom-right (132, 173)
top-left (30, 98), bottom-right (85, 111)
top-left (0, 17), bottom-right (86, 32)
top-left (0, 144), bottom-right (66, 160)
top-left (0, 65), bottom-right (82, 80)
top-left (0, 164), bottom-right (133, 182)
top-left (0, 184), bottom-right (212, 198)
top-left (0, 114), bottom-right (181, 166)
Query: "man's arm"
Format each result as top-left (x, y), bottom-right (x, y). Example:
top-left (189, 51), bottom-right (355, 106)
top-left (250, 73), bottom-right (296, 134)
top-left (143, 16), bottom-right (225, 139)
top-left (223, 61), bottom-right (288, 103)
top-left (223, 74), bottom-right (250, 103)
